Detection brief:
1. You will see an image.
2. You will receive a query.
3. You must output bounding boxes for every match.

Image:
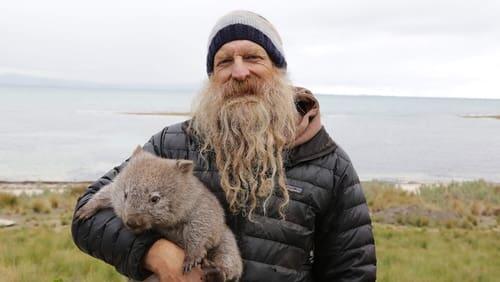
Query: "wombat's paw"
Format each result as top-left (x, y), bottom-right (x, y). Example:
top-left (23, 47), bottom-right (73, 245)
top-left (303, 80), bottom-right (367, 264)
top-left (220, 266), bottom-right (241, 282)
top-left (202, 266), bottom-right (225, 282)
top-left (183, 256), bottom-right (203, 274)
top-left (75, 205), bottom-right (96, 220)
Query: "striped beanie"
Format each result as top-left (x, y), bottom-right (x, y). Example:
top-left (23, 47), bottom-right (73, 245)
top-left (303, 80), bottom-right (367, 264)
top-left (206, 10), bottom-right (287, 75)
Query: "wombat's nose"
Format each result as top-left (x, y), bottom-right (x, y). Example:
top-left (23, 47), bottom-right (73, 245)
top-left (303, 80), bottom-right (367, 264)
top-left (126, 218), bottom-right (142, 229)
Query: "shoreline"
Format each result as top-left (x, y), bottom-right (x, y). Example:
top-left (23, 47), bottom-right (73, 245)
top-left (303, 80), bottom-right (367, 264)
top-left (461, 114), bottom-right (500, 120)
top-left (2, 179), bottom-right (498, 185)
top-left (1, 179), bottom-right (498, 196)
top-left (120, 111), bottom-right (191, 116)
top-left (0, 181), bottom-right (90, 196)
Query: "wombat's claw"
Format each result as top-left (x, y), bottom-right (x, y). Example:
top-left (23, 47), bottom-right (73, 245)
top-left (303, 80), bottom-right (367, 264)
top-left (183, 257), bottom-right (203, 273)
top-left (201, 258), bottom-right (211, 268)
top-left (203, 266), bottom-right (225, 282)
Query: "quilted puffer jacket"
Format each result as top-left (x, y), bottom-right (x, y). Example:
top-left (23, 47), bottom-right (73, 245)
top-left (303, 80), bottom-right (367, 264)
top-left (72, 121), bottom-right (377, 281)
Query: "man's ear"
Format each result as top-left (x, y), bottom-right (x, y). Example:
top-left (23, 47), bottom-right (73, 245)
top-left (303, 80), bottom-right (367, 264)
top-left (176, 160), bottom-right (194, 174)
top-left (131, 145), bottom-right (143, 158)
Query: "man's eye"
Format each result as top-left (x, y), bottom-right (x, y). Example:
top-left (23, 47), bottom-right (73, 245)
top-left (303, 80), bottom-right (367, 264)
top-left (217, 59), bottom-right (231, 66)
top-left (245, 55), bottom-right (261, 61)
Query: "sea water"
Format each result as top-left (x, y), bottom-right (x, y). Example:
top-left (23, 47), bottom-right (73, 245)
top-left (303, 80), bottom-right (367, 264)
top-left (1, 86), bottom-right (499, 182)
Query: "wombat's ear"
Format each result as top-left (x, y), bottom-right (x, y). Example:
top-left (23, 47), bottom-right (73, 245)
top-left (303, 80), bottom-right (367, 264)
top-left (176, 160), bottom-right (194, 174)
top-left (131, 145), bottom-right (143, 158)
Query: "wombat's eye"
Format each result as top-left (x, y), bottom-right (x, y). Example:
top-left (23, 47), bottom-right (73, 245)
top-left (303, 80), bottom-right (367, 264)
top-left (150, 195), bottom-right (160, 203)
top-left (124, 192), bottom-right (128, 200)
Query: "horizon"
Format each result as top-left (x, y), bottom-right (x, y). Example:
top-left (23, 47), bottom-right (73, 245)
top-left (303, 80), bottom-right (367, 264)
top-left (2, 73), bottom-right (500, 101)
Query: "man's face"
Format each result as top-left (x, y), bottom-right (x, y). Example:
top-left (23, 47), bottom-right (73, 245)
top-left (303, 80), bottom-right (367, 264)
top-left (212, 40), bottom-right (275, 86)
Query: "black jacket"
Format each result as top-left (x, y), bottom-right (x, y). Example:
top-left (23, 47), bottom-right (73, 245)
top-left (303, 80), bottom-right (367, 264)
top-left (72, 121), bottom-right (377, 281)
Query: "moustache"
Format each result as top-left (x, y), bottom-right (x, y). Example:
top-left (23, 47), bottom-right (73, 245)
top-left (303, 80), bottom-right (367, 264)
top-left (219, 77), bottom-right (267, 98)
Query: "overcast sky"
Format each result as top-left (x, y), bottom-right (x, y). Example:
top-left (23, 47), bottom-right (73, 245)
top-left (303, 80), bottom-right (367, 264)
top-left (2, 0), bottom-right (499, 98)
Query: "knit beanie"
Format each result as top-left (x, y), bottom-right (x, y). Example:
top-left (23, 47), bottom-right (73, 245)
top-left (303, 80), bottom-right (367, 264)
top-left (206, 10), bottom-right (287, 75)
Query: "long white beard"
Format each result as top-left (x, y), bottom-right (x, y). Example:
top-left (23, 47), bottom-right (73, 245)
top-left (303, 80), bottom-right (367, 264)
top-left (190, 73), bottom-right (298, 218)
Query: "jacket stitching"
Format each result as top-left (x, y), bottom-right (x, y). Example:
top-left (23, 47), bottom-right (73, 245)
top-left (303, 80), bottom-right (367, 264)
top-left (343, 201), bottom-right (366, 212)
top-left (86, 215), bottom-right (97, 253)
top-left (339, 222), bottom-right (371, 236)
top-left (341, 242), bottom-right (376, 256)
top-left (99, 214), bottom-right (118, 263)
top-left (246, 235), bottom-right (308, 252)
top-left (244, 258), bottom-right (304, 274)
top-left (124, 236), bottom-right (138, 276)
top-left (110, 225), bottom-right (123, 266)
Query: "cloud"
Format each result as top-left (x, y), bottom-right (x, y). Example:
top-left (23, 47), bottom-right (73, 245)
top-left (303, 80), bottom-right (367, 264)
top-left (1, 0), bottom-right (499, 98)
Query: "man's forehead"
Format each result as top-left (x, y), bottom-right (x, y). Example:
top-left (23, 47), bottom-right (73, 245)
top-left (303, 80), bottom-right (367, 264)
top-left (215, 40), bottom-right (267, 57)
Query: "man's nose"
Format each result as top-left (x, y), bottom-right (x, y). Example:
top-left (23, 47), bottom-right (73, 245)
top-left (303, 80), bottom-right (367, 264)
top-left (230, 57), bottom-right (250, 81)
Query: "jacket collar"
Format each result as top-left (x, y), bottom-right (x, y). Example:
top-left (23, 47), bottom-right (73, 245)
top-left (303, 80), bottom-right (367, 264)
top-left (285, 126), bottom-right (337, 168)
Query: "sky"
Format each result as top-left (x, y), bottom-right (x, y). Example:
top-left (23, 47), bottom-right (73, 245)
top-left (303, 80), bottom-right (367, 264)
top-left (1, 0), bottom-right (499, 99)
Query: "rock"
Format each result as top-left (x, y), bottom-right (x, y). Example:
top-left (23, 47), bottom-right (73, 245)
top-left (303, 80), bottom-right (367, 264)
top-left (0, 218), bottom-right (16, 227)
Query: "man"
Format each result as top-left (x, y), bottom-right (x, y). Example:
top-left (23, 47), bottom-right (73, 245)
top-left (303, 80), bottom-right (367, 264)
top-left (72, 10), bottom-right (377, 282)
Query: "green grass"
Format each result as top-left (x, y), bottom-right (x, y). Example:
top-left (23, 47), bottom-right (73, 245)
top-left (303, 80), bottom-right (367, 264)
top-left (0, 222), bottom-right (497, 281)
top-left (0, 180), bottom-right (499, 281)
top-left (374, 224), bottom-right (500, 282)
top-left (0, 184), bottom-right (124, 281)
top-left (0, 226), bottom-right (124, 282)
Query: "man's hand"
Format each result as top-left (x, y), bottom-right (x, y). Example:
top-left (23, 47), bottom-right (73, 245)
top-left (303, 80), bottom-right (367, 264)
top-left (144, 239), bottom-right (204, 282)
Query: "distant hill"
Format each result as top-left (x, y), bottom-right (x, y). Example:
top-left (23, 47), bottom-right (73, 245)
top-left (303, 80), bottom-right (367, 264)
top-left (0, 73), bottom-right (105, 88)
top-left (0, 73), bottom-right (197, 92)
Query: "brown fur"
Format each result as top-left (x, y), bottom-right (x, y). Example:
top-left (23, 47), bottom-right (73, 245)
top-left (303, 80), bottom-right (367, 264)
top-left (75, 146), bottom-right (243, 281)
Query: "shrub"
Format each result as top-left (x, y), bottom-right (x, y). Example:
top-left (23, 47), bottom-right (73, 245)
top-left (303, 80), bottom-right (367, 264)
top-left (32, 199), bottom-right (50, 214)
top-left (0, 192), bottom-right (18, 208)
top-left (70, 185), bottom-right (88, 197)
top-left (470, 201), bottom-right (483, 216)
top-left (49, 196), bottom-right (60, 209)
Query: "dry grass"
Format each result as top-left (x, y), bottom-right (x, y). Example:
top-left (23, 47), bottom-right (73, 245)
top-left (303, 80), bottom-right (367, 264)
top-left (363, 180), bottom-right (500, 229)
top-left (0, 192), bottom-right (19, 208)
top-left (363, 181), bottom-right (425, 212)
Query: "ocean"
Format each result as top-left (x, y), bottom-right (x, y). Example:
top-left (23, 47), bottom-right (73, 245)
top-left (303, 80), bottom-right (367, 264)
top-left (1, 86), bottom-right (499, 182)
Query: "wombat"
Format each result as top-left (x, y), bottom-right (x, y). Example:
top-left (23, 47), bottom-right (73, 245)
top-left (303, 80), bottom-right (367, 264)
top-left (75, 146), bottom-right (243, 282)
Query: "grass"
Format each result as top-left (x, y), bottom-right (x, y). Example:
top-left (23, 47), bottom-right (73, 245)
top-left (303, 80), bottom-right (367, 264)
top-left (374, 224), bottom-right (500, 282)
top-left (0, 226), bottom-right (123, 282)
top-left (362, 180), bottom-right (500, 229)
top-left (0, 180), bottom-right (499, 281)
top-left (0, 192), bottom-right (19, 208)
top-left (0, 183), bottom-right (125, 281)
top-left (363, 181), bottom-right (423, 212)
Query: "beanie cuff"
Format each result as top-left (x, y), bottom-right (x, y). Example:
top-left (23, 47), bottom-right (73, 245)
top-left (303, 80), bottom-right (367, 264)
top-left (206, 23), bottom-right (287, 74)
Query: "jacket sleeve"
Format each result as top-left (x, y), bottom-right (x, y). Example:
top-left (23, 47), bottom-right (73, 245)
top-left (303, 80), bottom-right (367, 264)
top-left (313, 149), bottom-right (377, 281)
top-left (71, 128), bottom-right (167, 280)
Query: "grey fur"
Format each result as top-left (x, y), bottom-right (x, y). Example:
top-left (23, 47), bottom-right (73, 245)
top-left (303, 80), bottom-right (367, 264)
top-left (75, 146), bottom-right (243, 281)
